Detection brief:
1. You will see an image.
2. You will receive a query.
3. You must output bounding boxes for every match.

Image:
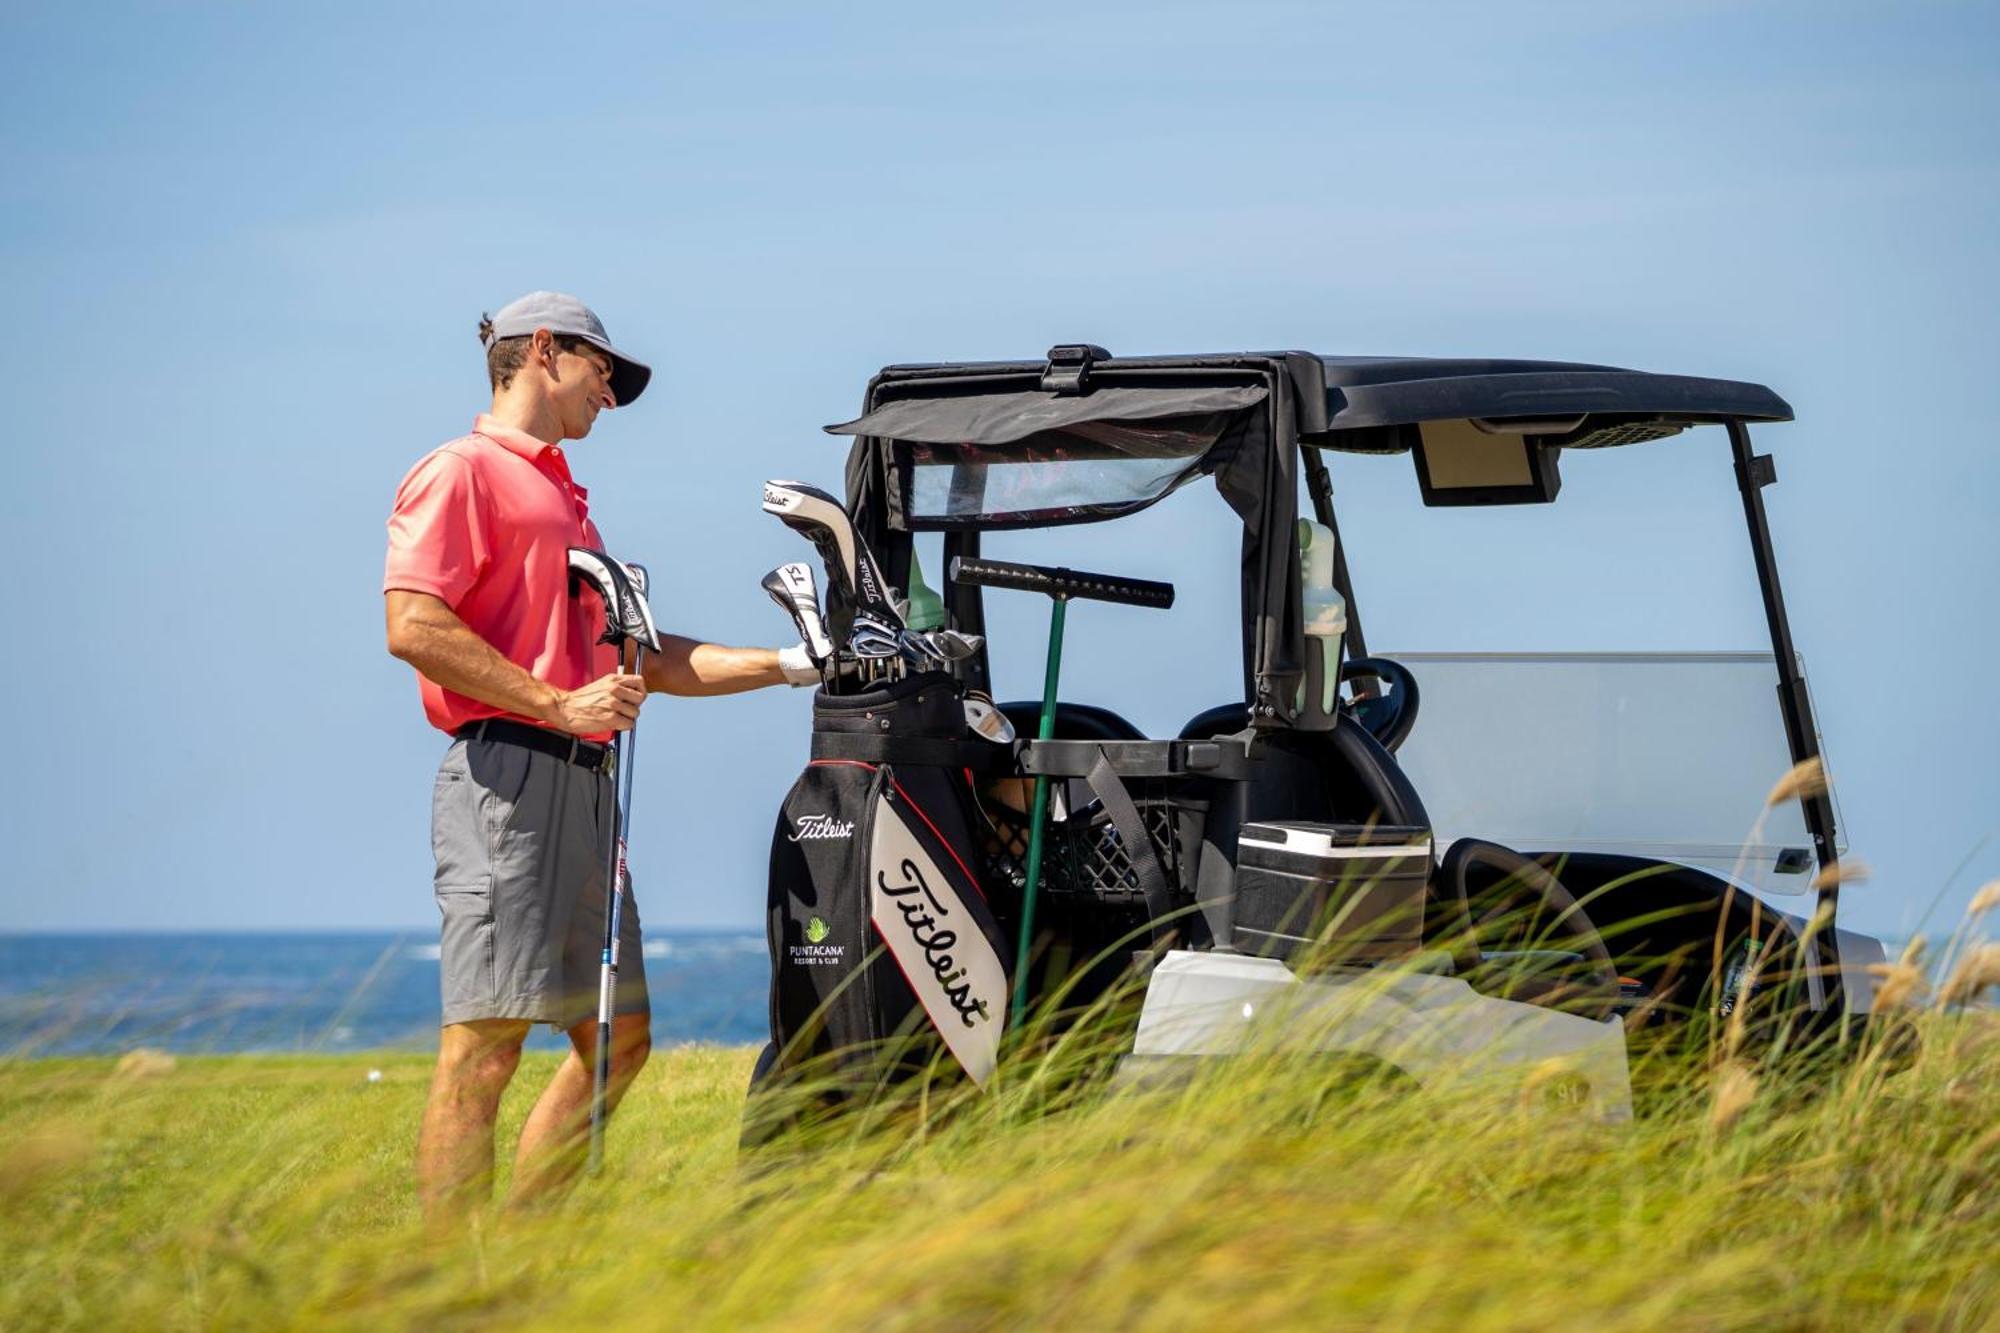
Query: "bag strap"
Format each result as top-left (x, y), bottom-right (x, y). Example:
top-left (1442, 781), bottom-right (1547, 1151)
top-left (1083, 747), bottom-right (1177, 938)
top-left (811, 732), bottom-right (1016, 771)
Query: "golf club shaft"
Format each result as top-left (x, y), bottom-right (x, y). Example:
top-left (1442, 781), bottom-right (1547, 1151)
top-left (1010, 596), bottom-right (1068, 1029)
top-left (588, 642), bottom-right (643, 1174)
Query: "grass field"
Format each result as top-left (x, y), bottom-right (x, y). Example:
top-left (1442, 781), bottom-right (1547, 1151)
top-left (2, 998), bottom-right (1995, 1331)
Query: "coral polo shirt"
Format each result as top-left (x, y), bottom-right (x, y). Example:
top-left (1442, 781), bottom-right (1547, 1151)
top-left (384, 414), bottom-right (619, 737)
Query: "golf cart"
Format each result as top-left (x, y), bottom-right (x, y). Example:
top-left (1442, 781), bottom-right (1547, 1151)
top-left (755, 344), bottom-right (1891, 1121)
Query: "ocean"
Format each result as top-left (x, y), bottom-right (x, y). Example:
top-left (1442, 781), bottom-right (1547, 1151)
top-left (0, 931), bottom-right (771, 1056)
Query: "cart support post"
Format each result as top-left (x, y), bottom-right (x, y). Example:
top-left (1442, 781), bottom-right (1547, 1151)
top-left (1725, 420), bottom-right (1846, 1009)
top-left (1011, 594), bottom-right (1069, 1028)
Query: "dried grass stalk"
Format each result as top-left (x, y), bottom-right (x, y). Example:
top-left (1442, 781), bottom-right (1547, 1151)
top-left (1765, 757), bottom-right (1827, 807)
top-left (1710, 1061), bottom-right (1760, 1130)
top-left (1937, 943), bottom-right (2000, 1008)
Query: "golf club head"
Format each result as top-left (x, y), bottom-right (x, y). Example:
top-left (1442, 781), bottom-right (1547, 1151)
top-left (923, 629), bottom-right (984, 663)
top-left (568, 547), bottom-right (662, 654)
top-left (849, 611), bottom-right (904, 660)
top-left (760, 480), bottom-right (904, 636)
top-left (760, 562), bottom-right (836, 663)
top-left (962, 691), bottom-right (1015, 744)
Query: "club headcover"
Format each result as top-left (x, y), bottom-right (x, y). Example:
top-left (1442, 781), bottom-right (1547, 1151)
top-left (760, 562), bottom-right (835, 663)
top-left (760, 480), bottom-right (903, 633)
top-left (568, 547), bottom-right (662, 653)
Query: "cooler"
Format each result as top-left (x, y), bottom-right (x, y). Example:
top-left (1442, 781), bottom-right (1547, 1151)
top-left (1232, 822), bottom-right (1433, 965)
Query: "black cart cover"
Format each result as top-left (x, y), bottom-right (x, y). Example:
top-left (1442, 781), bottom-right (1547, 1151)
top-left (826, 384), bottom-right (1267, 446)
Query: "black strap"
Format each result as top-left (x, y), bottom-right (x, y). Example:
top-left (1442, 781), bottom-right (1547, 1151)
top-left (455, 719), bottom-right (614, 774)
top-left (810, 732), bottom-right (1016, 771)
top-left (1083, 747), bottom-right (1176, 938)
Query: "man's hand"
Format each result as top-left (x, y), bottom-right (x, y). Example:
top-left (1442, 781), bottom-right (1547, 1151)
top-left (387, 590), bottom-right (648, 732)
top-left (547, 672), bottom-right (646, 735)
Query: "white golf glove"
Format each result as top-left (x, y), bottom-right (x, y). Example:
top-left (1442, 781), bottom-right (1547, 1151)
top-left (777, 643), bottom-right (821, 687)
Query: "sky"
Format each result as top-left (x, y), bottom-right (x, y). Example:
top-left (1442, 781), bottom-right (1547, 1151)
top-left (1, 1), bottom-right (1994, 945)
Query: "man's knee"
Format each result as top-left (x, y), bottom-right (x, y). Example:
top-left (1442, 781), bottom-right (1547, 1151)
top-left (438, 1019), bottom-right (532, 1095)
top-left (616, 1018), bottom-right (652, 1076)
top-left (571, 1014), bottom-right (650, 1079)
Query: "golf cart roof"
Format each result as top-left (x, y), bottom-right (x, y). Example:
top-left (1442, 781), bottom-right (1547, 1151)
top-left (830, 349), bottom-right (1792, 452)
top-left (1311, 354), bottom-right (1792, 439)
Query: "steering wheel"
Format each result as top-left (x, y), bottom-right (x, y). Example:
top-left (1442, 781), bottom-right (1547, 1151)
top-left (1341, 657), bottom-right (1420, 753)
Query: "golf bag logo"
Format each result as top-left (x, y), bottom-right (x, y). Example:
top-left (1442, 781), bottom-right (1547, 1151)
top-left (789, 911), bottom-right (845, 966)
top-left (789, 813), bottom-right (856, 842)
top-left (868, 792), bottom-right (1005, 1086)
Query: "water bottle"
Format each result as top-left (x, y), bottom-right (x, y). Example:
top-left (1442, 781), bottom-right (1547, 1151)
top-left (1297, 520), bottom-right (1348, 718)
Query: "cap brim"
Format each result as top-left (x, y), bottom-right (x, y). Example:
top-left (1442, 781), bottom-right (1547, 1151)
top-left (607, 349), bottom-right (651, 407)
top-left (578, 333), bottom-right (651, 407)
top-left (609, 352), bottom-right (650, 407)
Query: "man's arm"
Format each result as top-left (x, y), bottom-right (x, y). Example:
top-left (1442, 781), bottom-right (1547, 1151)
top-left (385, 589), bottom-right (645, 735)
top-left (641, 635), bottom-right (788, 697)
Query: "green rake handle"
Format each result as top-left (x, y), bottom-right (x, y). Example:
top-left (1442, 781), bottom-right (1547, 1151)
top-left (948, 558), bottom-right (1175, 1031)
top-left (1013, 595), bottom-right (1068, 1028)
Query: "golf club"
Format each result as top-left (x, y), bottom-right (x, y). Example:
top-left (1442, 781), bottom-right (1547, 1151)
top-left (567, 546), bottom-right (662, 1174)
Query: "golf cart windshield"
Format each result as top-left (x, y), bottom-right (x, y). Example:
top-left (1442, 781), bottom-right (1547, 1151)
top-left (1386, 652), bottom-right (1840, 893)
top-left (898, 413), bottom-right (1235, 527)
top-left (829, 383), bottom-right (1268, 530)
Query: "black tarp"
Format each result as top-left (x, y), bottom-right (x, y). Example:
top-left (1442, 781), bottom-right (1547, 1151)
top-left (827, 384), bottom-right (1268, 446)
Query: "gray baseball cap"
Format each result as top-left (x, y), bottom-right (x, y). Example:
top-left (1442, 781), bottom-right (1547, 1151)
top-left (480, 291), bottom-right (652, 407)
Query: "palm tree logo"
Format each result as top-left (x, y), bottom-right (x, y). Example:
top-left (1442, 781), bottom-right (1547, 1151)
top-left (805, 916), bottom-right (830, 944)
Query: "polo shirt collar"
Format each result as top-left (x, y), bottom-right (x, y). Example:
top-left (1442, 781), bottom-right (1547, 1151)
top-left (473, 413), bottom-right (560, 463)
top-left (471, 414), bottom-right (589, 517)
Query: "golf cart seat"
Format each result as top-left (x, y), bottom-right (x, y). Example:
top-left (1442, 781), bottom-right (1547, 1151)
top-left (997, 700), bottom-right (1147, 742)
top-left (1178, 704), bottom-right (1429, 830)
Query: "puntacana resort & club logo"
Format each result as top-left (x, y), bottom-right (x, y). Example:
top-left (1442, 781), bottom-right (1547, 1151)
top-left (791, 915), bottom-right (843, 966)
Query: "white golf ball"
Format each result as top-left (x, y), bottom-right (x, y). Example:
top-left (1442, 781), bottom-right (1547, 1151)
top-left (367, 1069), bottom-right (383, 1084)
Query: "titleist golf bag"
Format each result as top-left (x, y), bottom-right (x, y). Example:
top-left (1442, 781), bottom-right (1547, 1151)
top-left (755, 672), bottom-right (1014, 1108)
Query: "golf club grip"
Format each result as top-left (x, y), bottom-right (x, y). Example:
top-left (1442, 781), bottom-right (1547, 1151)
top-left (950, 557), bottom-right (1175, 609)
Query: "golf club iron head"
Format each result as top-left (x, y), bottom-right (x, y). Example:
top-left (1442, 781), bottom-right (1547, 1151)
top-left (760, 562), bottom-right (836, 664)
top-left (911, 628), bottom-right (982, 663)
top-left (760, 480), bottom-right (904, 637)
top-left (568, 547), bottom-right (662, 654)
top-left (849, 611), bottom-right (905, 658)
top-left (962, 690), bottom-right (1015, 744)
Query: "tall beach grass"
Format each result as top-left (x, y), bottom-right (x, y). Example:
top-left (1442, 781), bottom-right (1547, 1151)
top-left (2, 956), bottom-right (1994, 1329)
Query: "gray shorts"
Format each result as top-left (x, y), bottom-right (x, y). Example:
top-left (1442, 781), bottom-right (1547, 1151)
top-left (431, 736), bottom-right (649, 1029)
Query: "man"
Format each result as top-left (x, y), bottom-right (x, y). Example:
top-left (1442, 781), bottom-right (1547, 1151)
top-left (384, 291), bottom-right (819, 1223)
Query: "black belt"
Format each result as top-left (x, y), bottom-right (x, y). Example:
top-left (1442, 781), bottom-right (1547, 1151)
top-left (455, 719), bottom-right (614, 774)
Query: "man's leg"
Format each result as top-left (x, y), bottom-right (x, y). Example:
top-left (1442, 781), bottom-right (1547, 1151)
top-left (418, 1017), bottom-right (533, 1225)
top-left (508, 1011), bottom-right (651, 1205)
